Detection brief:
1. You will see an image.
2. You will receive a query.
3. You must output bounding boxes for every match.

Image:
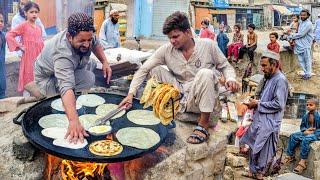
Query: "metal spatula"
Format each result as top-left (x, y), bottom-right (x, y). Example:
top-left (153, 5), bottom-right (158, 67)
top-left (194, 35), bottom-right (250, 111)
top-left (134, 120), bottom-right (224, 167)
top-left (94, 106), bottom-right (126, 126)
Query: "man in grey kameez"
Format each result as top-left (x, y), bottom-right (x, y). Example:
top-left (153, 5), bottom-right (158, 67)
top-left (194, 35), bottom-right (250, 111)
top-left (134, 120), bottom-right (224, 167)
top-left (34, 13), bottom-right (112, 144)
top-left (241, 50), bottom-right (288, 179)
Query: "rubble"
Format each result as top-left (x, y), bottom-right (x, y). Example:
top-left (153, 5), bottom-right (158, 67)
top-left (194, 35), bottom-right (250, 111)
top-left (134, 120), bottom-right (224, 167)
top-left (223, 166), bottom-right (234, 180)
top-left (12, 131), bottom-right (37, 161)
top-left (0, 103), bottom-right (45, 179)
top-left (226, 153), bottom-right (246, 168)
top-left (226, 145), bottom-right (240, 155)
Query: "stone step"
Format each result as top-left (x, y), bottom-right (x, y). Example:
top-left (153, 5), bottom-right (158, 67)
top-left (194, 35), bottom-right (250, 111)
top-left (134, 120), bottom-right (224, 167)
top-left (276, 173), bottom-right (311, 180)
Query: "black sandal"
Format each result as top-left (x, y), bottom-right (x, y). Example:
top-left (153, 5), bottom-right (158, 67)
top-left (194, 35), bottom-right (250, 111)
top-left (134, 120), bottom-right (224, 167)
top-left (187, 125), bottom-right (210, 144)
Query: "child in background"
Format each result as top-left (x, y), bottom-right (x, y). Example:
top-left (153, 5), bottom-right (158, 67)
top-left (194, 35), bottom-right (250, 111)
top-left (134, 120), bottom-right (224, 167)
top-left (227, 24), bottom-right (244, 62)
top-left (0, 13), bottom-right (6, 99)
top-left (199, 19), bottom-right (215, 40)
top-left (284, 99), bottom-right (320, 174)
top-left (238, 24), bottom-right (258, 63)
top-left (217, 24), bottom-right (229, 57)
top-left (6, 2), bottom-right (44, 96)
top-left (267, 32), bottom-right (280, 53)
top-left (281, 14), bottom-right (299, 51)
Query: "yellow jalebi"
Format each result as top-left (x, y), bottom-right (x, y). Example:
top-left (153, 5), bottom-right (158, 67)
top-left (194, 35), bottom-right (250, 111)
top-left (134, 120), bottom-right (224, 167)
top-left (140, 78), bottom-right (180, 125)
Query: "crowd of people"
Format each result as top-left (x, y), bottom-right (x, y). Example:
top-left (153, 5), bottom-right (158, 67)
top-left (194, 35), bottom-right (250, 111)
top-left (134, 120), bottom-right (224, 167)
top-left (0, 1), bottom-right (319, 179)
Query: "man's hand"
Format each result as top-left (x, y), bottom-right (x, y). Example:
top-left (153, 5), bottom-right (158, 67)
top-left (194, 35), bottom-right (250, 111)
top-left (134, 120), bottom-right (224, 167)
top-left (225, 80), bottom-right (240, 93)
top-left (119, 93), bottom-right (133, 110)
top-left (102, 62), bottom-right (112, 84)
top-left (304, 129), bottom-right (314, 135)
top-left (65, 119), bottom-right (89, 144)
top-left (244, 99), bottom-right (259, 109)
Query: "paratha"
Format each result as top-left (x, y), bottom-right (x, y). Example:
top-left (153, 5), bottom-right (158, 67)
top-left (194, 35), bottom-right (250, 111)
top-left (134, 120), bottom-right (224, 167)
top-left (51, 98), bottom-right (82, 112)
top-left (53, 138), bottom-right (88, 149)
top-left (79, 114), bottom-right (102, 130)
top-left (127, 110), bottom-right (160, 125)
top-left (116, 127), bottom-right (160, 149)
top-left (88, 125), bottom-right (112, 135)
top-left (38, 114), bottom-right (69, 128)
top-left (77, 94), bottom-right (105, 107)
top-left (89, 140), bottom-right (123, 156)
top-left (41, 127), bottom-right (67, 139)
top-left (96, 104), bottom-right (126, 119)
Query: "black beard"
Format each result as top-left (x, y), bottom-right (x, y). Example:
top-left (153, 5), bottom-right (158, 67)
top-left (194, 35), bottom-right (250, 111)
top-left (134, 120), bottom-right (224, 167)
top-left (19, 8), bottom-right (26, 18)
top-left (264, 73), bottom-right (271, 79)
top-left (111, 17), bottom-right (118, 24)
top-left (74, 47), bottom-right (91, 57)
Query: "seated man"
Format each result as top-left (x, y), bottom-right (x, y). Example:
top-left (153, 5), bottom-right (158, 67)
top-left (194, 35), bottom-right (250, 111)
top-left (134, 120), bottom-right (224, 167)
top-left (285, 98), bottom-right (320, 174)
top-left (119, 11), bottom-right (239, 144)
top-left (34, 13), bottom-right (112, 144)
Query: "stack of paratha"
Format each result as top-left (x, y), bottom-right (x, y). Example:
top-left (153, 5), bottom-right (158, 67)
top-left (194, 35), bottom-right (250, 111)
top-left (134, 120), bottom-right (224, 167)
top-left (140, 79), bottom-right (180, 125)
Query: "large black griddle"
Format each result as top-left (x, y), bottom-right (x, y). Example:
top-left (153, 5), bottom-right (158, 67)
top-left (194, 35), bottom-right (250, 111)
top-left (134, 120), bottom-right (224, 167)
top-left (13, 93), bottom-right (174, 163)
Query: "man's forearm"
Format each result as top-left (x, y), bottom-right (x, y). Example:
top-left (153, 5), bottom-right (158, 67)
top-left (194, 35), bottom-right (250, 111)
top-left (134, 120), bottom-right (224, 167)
top-left (61, 89), bottom-right (79, 122)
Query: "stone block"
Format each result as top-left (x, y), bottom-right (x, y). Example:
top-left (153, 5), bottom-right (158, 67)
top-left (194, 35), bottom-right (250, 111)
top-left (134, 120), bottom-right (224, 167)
top-left (186, 143), bottom-right (209, 161)
top-left (169, 149), bottom-right (187, 174)
top-left (226, 153), bottom-right (246, 168)
top-left (313, 161), bottom-right (320, 180)
top-left (223, 166), bottom-right (234, 180)
top-left (227, 145), bottom-right (239, 155)
top-left (212, 150), bottom-right (226, 175)
top-left (185, 163), bottom-right (204, 180)
top-left (199, 155), bottom-right (215, 178)
top-left (276, 173), bottom-right (311, 180)
top-left (12, 132), bottom-right (37, 162)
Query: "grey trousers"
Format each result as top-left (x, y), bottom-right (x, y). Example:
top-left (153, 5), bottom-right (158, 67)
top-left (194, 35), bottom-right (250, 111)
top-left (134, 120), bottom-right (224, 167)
top-left (150, 66), bottom-right (220, 122)
top-left (35, 69), bottom-right (95, 97)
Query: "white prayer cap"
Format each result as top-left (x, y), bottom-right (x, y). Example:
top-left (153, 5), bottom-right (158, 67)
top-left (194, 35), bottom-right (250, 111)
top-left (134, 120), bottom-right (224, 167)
top-left (110, 9), bottom-right (118, 16)
top-left (261, 50), bottom-right (280, 61)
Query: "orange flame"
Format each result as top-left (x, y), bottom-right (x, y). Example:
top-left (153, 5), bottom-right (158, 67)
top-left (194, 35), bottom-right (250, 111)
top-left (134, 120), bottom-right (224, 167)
top-left (61, 160), bottom-right (108, 180)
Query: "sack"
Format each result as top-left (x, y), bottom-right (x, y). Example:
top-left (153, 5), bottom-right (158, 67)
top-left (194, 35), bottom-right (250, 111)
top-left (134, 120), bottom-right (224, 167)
top-left (265, 148), bottom-right (284, 176)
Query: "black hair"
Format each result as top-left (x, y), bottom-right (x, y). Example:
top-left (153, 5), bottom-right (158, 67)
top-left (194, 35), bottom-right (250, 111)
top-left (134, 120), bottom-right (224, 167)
top-left (162, 11), bottom-right (190, 35)
top-left (301, 9), bottom-right (310, 16)
top-left (247, 23), bottom-right (255, 30)
top-left (292, 14), bottom-right (300, 18)
top-left (234, 24), bottom-right (241, 30)
top-left (24, 2), bottom-right (40, 12)
top-left (67, 12), bottom-right (95, 37)
top-left (201, 19), bottom-right (209, 26)
top-left (269, 32), bottom-right (278, 39)
top-left (307, 98), bottom-right (319, 106)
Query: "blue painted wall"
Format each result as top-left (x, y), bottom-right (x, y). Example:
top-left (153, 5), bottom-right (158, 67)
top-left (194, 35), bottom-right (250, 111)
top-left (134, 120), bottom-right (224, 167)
top-left (134, 0), bottom-right (153, 37)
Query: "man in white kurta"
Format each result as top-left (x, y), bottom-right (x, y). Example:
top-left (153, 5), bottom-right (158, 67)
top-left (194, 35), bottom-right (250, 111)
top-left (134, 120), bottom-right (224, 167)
top-left (119, 11), bottom-right (239, 144)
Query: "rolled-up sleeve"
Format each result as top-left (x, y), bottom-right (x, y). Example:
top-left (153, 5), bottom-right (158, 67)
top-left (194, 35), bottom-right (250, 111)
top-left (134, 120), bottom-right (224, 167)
top-left (54, 57), bottom-right (76, 96)
top-left (128, 45), bottom-right (166, 96)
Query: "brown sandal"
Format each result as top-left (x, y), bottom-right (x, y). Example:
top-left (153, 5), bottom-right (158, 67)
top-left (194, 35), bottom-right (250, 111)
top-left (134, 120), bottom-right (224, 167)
top-left (283, 156), bottom-right (295, 164)
top-left (293, 162), bottom-right (307, 174)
